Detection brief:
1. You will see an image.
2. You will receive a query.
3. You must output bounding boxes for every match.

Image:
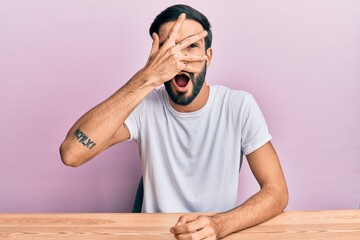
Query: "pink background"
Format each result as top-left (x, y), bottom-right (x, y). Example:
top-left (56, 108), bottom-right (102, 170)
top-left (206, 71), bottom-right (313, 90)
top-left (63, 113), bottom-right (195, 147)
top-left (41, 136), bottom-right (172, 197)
top-left (1, 0), bottom-right (359, 212)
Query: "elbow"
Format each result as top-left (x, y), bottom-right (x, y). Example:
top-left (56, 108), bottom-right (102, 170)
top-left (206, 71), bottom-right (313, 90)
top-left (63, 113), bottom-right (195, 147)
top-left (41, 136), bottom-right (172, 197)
top-left (277, 183), bottom-right (289, 212)
top-left (59, 142), bottom-right (82, 167)
top-left (280, 186), bottom-right (289, 211)
top-left (265, 183), bottom-right (289, 213)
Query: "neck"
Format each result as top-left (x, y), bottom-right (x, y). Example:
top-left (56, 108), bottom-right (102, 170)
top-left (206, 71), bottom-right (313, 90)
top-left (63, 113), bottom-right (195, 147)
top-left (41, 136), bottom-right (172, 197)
top-left (169, 82), bottom-right (210, 112)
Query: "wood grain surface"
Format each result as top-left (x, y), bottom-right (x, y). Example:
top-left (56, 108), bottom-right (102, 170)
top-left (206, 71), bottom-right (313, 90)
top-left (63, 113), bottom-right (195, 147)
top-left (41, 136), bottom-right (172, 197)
top-left (0, 210), bottom-right (359, 239)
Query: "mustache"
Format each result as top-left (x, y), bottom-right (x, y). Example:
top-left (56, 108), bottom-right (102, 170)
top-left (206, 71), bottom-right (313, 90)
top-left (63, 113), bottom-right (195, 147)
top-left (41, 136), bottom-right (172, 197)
top-left (184, 71), bottom-right (195, 82)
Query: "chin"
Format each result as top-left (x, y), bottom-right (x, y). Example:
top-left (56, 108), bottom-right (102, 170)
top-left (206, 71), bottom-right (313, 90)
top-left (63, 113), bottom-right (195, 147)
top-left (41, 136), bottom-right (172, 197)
top-left (165, 64), bottom-right (207, 106)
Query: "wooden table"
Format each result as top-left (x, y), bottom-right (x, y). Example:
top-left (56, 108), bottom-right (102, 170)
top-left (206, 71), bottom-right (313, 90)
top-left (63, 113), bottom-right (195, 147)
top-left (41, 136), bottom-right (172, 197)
top-left (0, 210), bottom-right (359, 239)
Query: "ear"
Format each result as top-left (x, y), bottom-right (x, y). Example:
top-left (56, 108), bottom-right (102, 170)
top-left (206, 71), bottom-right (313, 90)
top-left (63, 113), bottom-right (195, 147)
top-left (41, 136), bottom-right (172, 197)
top-left (205, 48), bottom-right (213, 67)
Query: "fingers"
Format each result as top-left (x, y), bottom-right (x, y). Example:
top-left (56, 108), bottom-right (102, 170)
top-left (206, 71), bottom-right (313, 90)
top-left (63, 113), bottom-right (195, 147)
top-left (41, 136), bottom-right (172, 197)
top-left (176, 214), bottom-right (200, 226)
top-left (175, 227), bottom-right (214, 240)
top-left (179, 54), bottom-right (207, 73)
top-left (171, 215), bottom-right (208, 234)
top-left (149, 32), bottom-right (159, 56)
top-left (182, 64), bottom-right (203, 74)
top-left (170, 215), bottom-right (219, 240)
top-left (179, 54), bottom-right (208, 62)
top-left (164, 13), bottom-right (186, 46)
top-left (177, 31), bottom-right (208, 50)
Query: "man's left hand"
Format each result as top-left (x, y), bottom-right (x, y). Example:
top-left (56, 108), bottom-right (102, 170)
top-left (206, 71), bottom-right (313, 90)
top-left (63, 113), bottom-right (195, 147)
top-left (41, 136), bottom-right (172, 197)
top-left (170, 214), bottom-right (222, 240)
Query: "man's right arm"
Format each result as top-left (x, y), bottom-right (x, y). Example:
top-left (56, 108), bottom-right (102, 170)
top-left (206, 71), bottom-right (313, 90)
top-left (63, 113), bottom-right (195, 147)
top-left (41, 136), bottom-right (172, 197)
top-left (59, 70), bottom-right (157, 167)
top-left (59, 13), bottom-right (208, 167)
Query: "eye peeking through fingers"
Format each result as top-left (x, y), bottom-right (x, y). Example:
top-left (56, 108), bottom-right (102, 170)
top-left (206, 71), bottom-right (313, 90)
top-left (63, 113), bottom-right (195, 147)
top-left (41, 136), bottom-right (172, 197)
top-left (189, 43), bottom-right (198, 48)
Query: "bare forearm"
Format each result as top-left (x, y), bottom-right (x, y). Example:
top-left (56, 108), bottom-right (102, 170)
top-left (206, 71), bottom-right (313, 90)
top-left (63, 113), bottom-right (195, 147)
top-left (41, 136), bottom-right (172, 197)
top-left (60, 14), bottom-right (207, 167)
top-left (170, 143), bottom-right (288, 240)
top-left (213, 184), bottom-right (288, 238)
top-left (60, 70), bottom-right (156, 166)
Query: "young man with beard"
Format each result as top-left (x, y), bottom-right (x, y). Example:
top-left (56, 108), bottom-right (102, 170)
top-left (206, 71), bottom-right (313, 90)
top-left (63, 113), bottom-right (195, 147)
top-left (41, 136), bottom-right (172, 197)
top-left (60, 4), bottom-right (288, 239)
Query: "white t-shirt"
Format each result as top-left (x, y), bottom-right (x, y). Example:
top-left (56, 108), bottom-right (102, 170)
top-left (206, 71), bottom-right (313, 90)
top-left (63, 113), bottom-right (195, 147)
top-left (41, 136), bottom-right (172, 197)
top-left (125, 85), bottom-right (272, 213)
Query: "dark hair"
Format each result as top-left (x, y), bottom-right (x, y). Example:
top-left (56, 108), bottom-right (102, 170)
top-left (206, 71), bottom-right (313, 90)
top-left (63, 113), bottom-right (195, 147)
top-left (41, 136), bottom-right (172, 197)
top-left (149, 4), bottom-right (212, 50)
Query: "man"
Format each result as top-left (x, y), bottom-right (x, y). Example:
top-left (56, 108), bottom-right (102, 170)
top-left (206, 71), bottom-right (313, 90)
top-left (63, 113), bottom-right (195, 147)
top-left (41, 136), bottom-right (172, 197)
top-left (60, 4), bottom-right (288, 239)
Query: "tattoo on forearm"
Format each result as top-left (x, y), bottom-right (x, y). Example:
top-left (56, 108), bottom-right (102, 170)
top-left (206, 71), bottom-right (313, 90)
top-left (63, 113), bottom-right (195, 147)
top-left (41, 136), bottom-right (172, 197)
top-left (73, 128), bottom-right (96, 149)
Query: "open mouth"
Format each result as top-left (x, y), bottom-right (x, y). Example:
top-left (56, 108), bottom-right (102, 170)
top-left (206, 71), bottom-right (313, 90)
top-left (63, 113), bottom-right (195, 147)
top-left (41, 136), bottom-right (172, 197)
top-left (174, 72), bottom-right (190, 88)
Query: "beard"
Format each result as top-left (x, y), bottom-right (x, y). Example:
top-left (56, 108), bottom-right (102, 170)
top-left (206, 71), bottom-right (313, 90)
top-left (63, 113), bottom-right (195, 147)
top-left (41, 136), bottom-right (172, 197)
top-left (164, 64), bottom-right (207, 106)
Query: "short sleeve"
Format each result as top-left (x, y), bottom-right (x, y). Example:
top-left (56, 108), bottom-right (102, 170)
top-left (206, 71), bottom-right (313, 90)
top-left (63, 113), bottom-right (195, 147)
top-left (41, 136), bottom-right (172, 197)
top-left (124, 99), bottom-right (145, 142)
top-left (241, 94), bottom-right (272, 155)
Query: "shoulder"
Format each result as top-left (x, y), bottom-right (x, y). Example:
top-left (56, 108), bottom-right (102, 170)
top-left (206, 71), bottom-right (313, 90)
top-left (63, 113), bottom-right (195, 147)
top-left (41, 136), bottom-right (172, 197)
top-left (145, 87), bottom-right (165, 100)
top-left (211, 85), bottom-right (253, 107)
top-left (129, 87), bottom-right (166, 117)
top-left (141, 87), bottom-right (167, 106)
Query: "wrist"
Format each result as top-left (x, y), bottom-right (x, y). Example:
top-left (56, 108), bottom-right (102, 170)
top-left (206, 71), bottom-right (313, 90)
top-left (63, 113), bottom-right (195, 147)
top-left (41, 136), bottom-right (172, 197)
top-left (136, 68), bottom-right (161, 88)
top-left (212, 213), bottom-right (227, 239)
